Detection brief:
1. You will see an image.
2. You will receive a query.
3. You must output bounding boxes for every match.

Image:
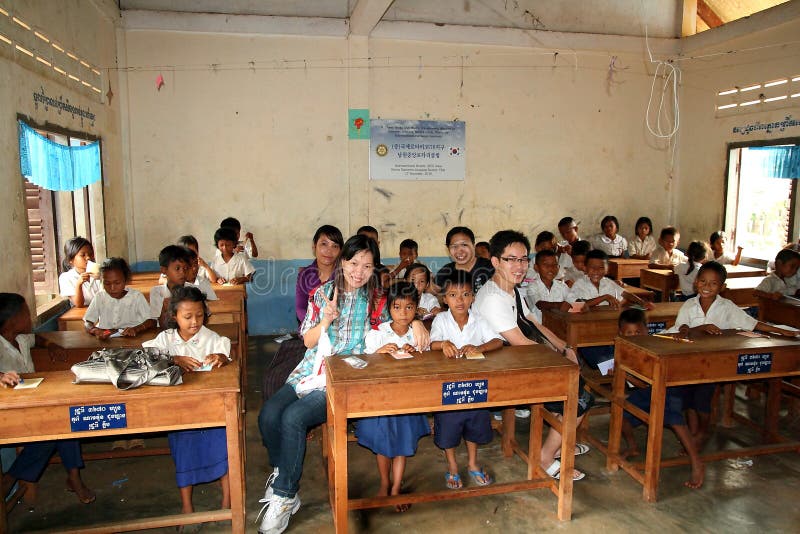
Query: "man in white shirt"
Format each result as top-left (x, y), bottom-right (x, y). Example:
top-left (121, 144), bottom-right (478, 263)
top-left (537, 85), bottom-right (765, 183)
top-left (474, 230), bottom-right (591, 482)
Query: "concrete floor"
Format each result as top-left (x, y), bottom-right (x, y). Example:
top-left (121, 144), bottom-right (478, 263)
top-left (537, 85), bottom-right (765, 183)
top-left (7, 336), bottom-right (800, 533)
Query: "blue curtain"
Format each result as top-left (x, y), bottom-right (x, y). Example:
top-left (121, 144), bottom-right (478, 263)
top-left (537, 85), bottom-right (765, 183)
top-left (748, 146), bottom-right (800, 179)
top-left (18, 121), bottom-right (101, 191)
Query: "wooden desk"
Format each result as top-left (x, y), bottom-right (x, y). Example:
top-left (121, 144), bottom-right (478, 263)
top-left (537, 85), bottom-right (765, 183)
top-left (608, 259), bottom-right (650, 281)
top-left (58, 299), bottom-right (242, 331)
top-left (620, 282), bottom-right (654, 302)
top-left (720, 276), bottom-right (764, 308)
top-left (725, 264), bottom-right (767, 278)
top-left (0, 364), bottom-right (245, 533)
top-left (542, 302), bottom-right (683, 348)
top-left (33, 323), bottom-right (240, 371)
top-left (130, 271), bottom-right (162, 282)
top-left (639, 269), bottom-right (677, 301)
top-left (325, 346), bottom-right (579, 532)
top-left (758, 296), bottom-right (800, 328)
top-left (606, 332), bottom-right (800, 502)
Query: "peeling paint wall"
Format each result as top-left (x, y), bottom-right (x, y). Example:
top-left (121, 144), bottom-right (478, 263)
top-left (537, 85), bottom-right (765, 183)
top-left (124, 31), bottom-right (677, 262)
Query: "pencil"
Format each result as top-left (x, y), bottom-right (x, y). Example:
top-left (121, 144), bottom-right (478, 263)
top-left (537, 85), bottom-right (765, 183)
top-left (653, 334), bottom-right (694, 343)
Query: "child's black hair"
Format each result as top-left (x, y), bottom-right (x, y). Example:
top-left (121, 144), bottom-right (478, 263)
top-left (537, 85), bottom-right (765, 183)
top-left (166, 286), bottom-right (208, 329)
top-left (475, 241), bottom-right (490, 250)
top-left (634, 217), bottom-right (653, 235)
top-left (709, 231), bottom-right (725, 246)
top-left (357, 225), bottom-right (379, 237)
top-left (659, 226), bottom-right (679, 239)
top-left (441, 269), bottom-right (474, 293)
top-left (618, 308), bottom-right (647, 329)
top-left (177, 235), bottom-right (199, 249)
top-left (213, 227), bottom-right (238, 246)
top-left (489, 230), bottom-right (530, 258)
top-left (558, 216), bottom-right (576, 228)
top-left (535, 231), bottom-right (556, 248)
top-left (571, 240), bottom-right (591, 257)
top-left (600, 215), bottom-right (620, 231)
top-left (182, 246), bottom-right (198, 262)
top-left (446, 226), bottom-right (475, 247)
top-left (685, 241), bottom-right (708, 275)
top-left (387, 281), bottom-right (420, 307)
top-left (535, 249), bottom-right (557, 264)
top-left (100, 257), bottom-right (132, 282)
top-left (399, 239), bottom-right (418, 252)
top-left (698, 261), bottom-right (727, 284)
top-left (404, 263), bottom-right (430, 284)
top-left (0, 293), bottom-right (26, 331)
top-left (586, 249), bottom-right (608, 262)
top-left (313, 225), bottom-right (344, 248)
top-left (159, 245), bottom-right (191, 268)
top-left (775, 248), bottom-right (800, 265)
top-left (220, 217), bottom-right (241, 231)
top-left (62, 236), bottom-right (93, 272)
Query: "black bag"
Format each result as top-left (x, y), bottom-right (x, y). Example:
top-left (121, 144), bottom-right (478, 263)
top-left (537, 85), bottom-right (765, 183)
top-left (71, 348), bottom-right (183, 390)
top-left (262, 337), bottom-right (306, 401)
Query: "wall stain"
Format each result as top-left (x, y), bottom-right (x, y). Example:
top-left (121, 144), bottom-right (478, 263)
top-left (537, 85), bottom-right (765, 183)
top-left (440, 213), bottom-right (449, 226)
top-left (374, 187), bottom-right (394, 200)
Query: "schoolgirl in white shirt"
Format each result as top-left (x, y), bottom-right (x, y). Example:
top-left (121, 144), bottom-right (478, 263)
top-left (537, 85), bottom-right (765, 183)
top-left (628, 217), bottom-right (657, 259)
top-left (58, 236), bottom-right (102, 307)
top-left (591, 215), bottom-right (628, 257)
top-left (209, 227), bottom-right (255, 285)
top-left (83, 258), bottom-right (154, 340)
top-left (675, 241), bottom-right (708, 298)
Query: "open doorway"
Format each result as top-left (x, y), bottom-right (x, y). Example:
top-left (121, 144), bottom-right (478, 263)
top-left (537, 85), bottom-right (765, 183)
top-left (724, 139), bottom-right (798, 261)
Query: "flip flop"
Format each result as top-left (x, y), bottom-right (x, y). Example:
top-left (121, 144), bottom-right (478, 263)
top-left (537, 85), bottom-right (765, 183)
top-left (468, 468), bottom-right (493, 487)
top-left (445, 471), bottom-right (462, 490)
top-left (544, 460), bottom-right (585, 481)
top-left (554, 443), bottom-right (590, 459)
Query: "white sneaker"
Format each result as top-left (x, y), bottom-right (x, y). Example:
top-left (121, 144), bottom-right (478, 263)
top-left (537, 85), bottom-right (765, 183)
top-left (493, 413), bottom-right (503, 421)
top-left (258, 494), bottom-right (301, 534)
top-left (259, 468), bottom-right (279, 504)
top-left (515, 409), bottom-right (531, 418)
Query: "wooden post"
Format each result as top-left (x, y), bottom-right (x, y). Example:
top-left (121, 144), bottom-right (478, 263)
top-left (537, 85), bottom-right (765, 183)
top-left (682, 0), bottom-right (698, 37)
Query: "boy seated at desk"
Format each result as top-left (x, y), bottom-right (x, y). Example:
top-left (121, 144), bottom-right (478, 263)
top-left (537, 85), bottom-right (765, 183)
top-left (525, 249), bottom-right (570, 323)
top-left (754, 249), bottom-right (800, 300)
top-left (562, 240), bottom-right (591, 287)
top-left (567, 250), bottom-right (653, 312)
top-left (662, 261), bottom-right (799, 453)
top-left (151, 245), bottom-right (190, 327)
top-left (650, 226), bottom-right (687, 268)
top-left (578, 308), bottom-right (647, 372)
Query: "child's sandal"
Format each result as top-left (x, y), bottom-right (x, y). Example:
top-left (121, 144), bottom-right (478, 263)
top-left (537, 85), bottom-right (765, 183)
top-left (444, 471), bottom-right (462, 490)
top-left (468, 468), bottom-right (493, 487)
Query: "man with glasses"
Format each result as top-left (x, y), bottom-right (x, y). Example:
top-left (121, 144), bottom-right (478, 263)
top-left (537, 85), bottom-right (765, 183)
top-left (474, 230), bottom-right (592, 482)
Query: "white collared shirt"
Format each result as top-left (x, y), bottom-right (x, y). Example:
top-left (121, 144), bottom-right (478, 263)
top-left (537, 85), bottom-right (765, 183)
top-left (756, 273), bottom-right (794, 295)
top-left (567, 276), bottom-right (624, 304)
top-left (0, 334), bottom-right (35, 373)
top-left (664, 295), bottom-right (757, 333)
top-left (419, 292), bottom-right (439, 313)
top-left (525, 278), bottom-right (569, 322)
top-left (628, 235), bottom-right (657, 257)
top-left (187, 278), bottom-right (218, 300)
top-left (592, 234), bottom-right (628, 257)
top-left (59, 268), bottom-right (102, 305)
top-left (142, 325), bottom-right (231, 360)
top-left (149, 284), bottom-right (173, 322)
top-left (430, 309), bottom-right (502, 347)
top-left (83, 289), bottom-right (150, 330)
top-left (474, 280), bottom-right (530, 335)
top-left (210, 252), bottom-right (255, 281)
top-left (364, 321), bottom-right (417, 353)
top-left (651, 246), bottom-right (687, 267)
top-left (675, 261), bottom-right (702, 295)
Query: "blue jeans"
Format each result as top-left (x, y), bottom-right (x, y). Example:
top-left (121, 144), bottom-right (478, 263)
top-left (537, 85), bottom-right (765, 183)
top-left (258, 384), bottom-right (327, 498)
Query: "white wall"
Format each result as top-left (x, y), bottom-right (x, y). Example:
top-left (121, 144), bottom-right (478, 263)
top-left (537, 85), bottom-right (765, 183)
top-left (124, 28), bottom-right (681, 261)
top-left (677, 14), bottom-right (800, 246)
top-left (0, 0), bottom-right (125, 315)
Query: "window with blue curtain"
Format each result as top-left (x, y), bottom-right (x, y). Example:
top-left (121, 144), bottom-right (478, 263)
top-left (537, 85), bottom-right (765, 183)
top-left (748, 145), bottom-right (800, 179)
top-left (18, 120), bottom-right (101, 191)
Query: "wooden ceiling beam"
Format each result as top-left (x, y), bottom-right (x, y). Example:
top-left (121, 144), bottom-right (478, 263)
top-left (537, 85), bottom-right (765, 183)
top-left (697, 0), bottom-right (724, 29)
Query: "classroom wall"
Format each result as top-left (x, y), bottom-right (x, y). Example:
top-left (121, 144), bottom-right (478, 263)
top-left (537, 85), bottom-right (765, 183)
top-left (677, 13), bottom-right (800, 246)
top-left (0, 0), bottom-right (126, 316)
top-left (122, 28), bottom-right (686, 332)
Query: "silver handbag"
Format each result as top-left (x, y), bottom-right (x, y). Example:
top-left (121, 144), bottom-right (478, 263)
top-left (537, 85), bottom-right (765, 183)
top-left (71, 347), bottom-right (183, 390)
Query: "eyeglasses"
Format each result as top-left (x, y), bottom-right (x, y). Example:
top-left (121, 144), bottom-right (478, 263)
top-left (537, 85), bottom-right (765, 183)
top-left (499, 256), bottom-right (530, 265)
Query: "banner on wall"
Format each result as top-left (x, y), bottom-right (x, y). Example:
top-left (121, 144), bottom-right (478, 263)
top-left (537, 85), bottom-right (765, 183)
top-left (369, 119), bottom-right (465, 181)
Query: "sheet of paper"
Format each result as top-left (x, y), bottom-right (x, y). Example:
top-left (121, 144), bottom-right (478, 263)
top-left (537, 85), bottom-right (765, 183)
top-left (108, 329), bottom-right (125, 339)
top-left (769, 324), bottom-right (799, 333)
top-left (568, 302), bottom-right (585, 313)
top-left (14, 377), bottom-right (43, 389)
top-left (465, 352), bottom-right (485, 360)
top-left (195, 364), bottom-right (213, 372)
top-left (737, 331), bottom-right (768, 339)
top-left (274, 334), bottom-right (293, 343)
top-left (597, 359), bottom-right (615, 376)
top-left (391, 351), bottom-right (414, 360)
